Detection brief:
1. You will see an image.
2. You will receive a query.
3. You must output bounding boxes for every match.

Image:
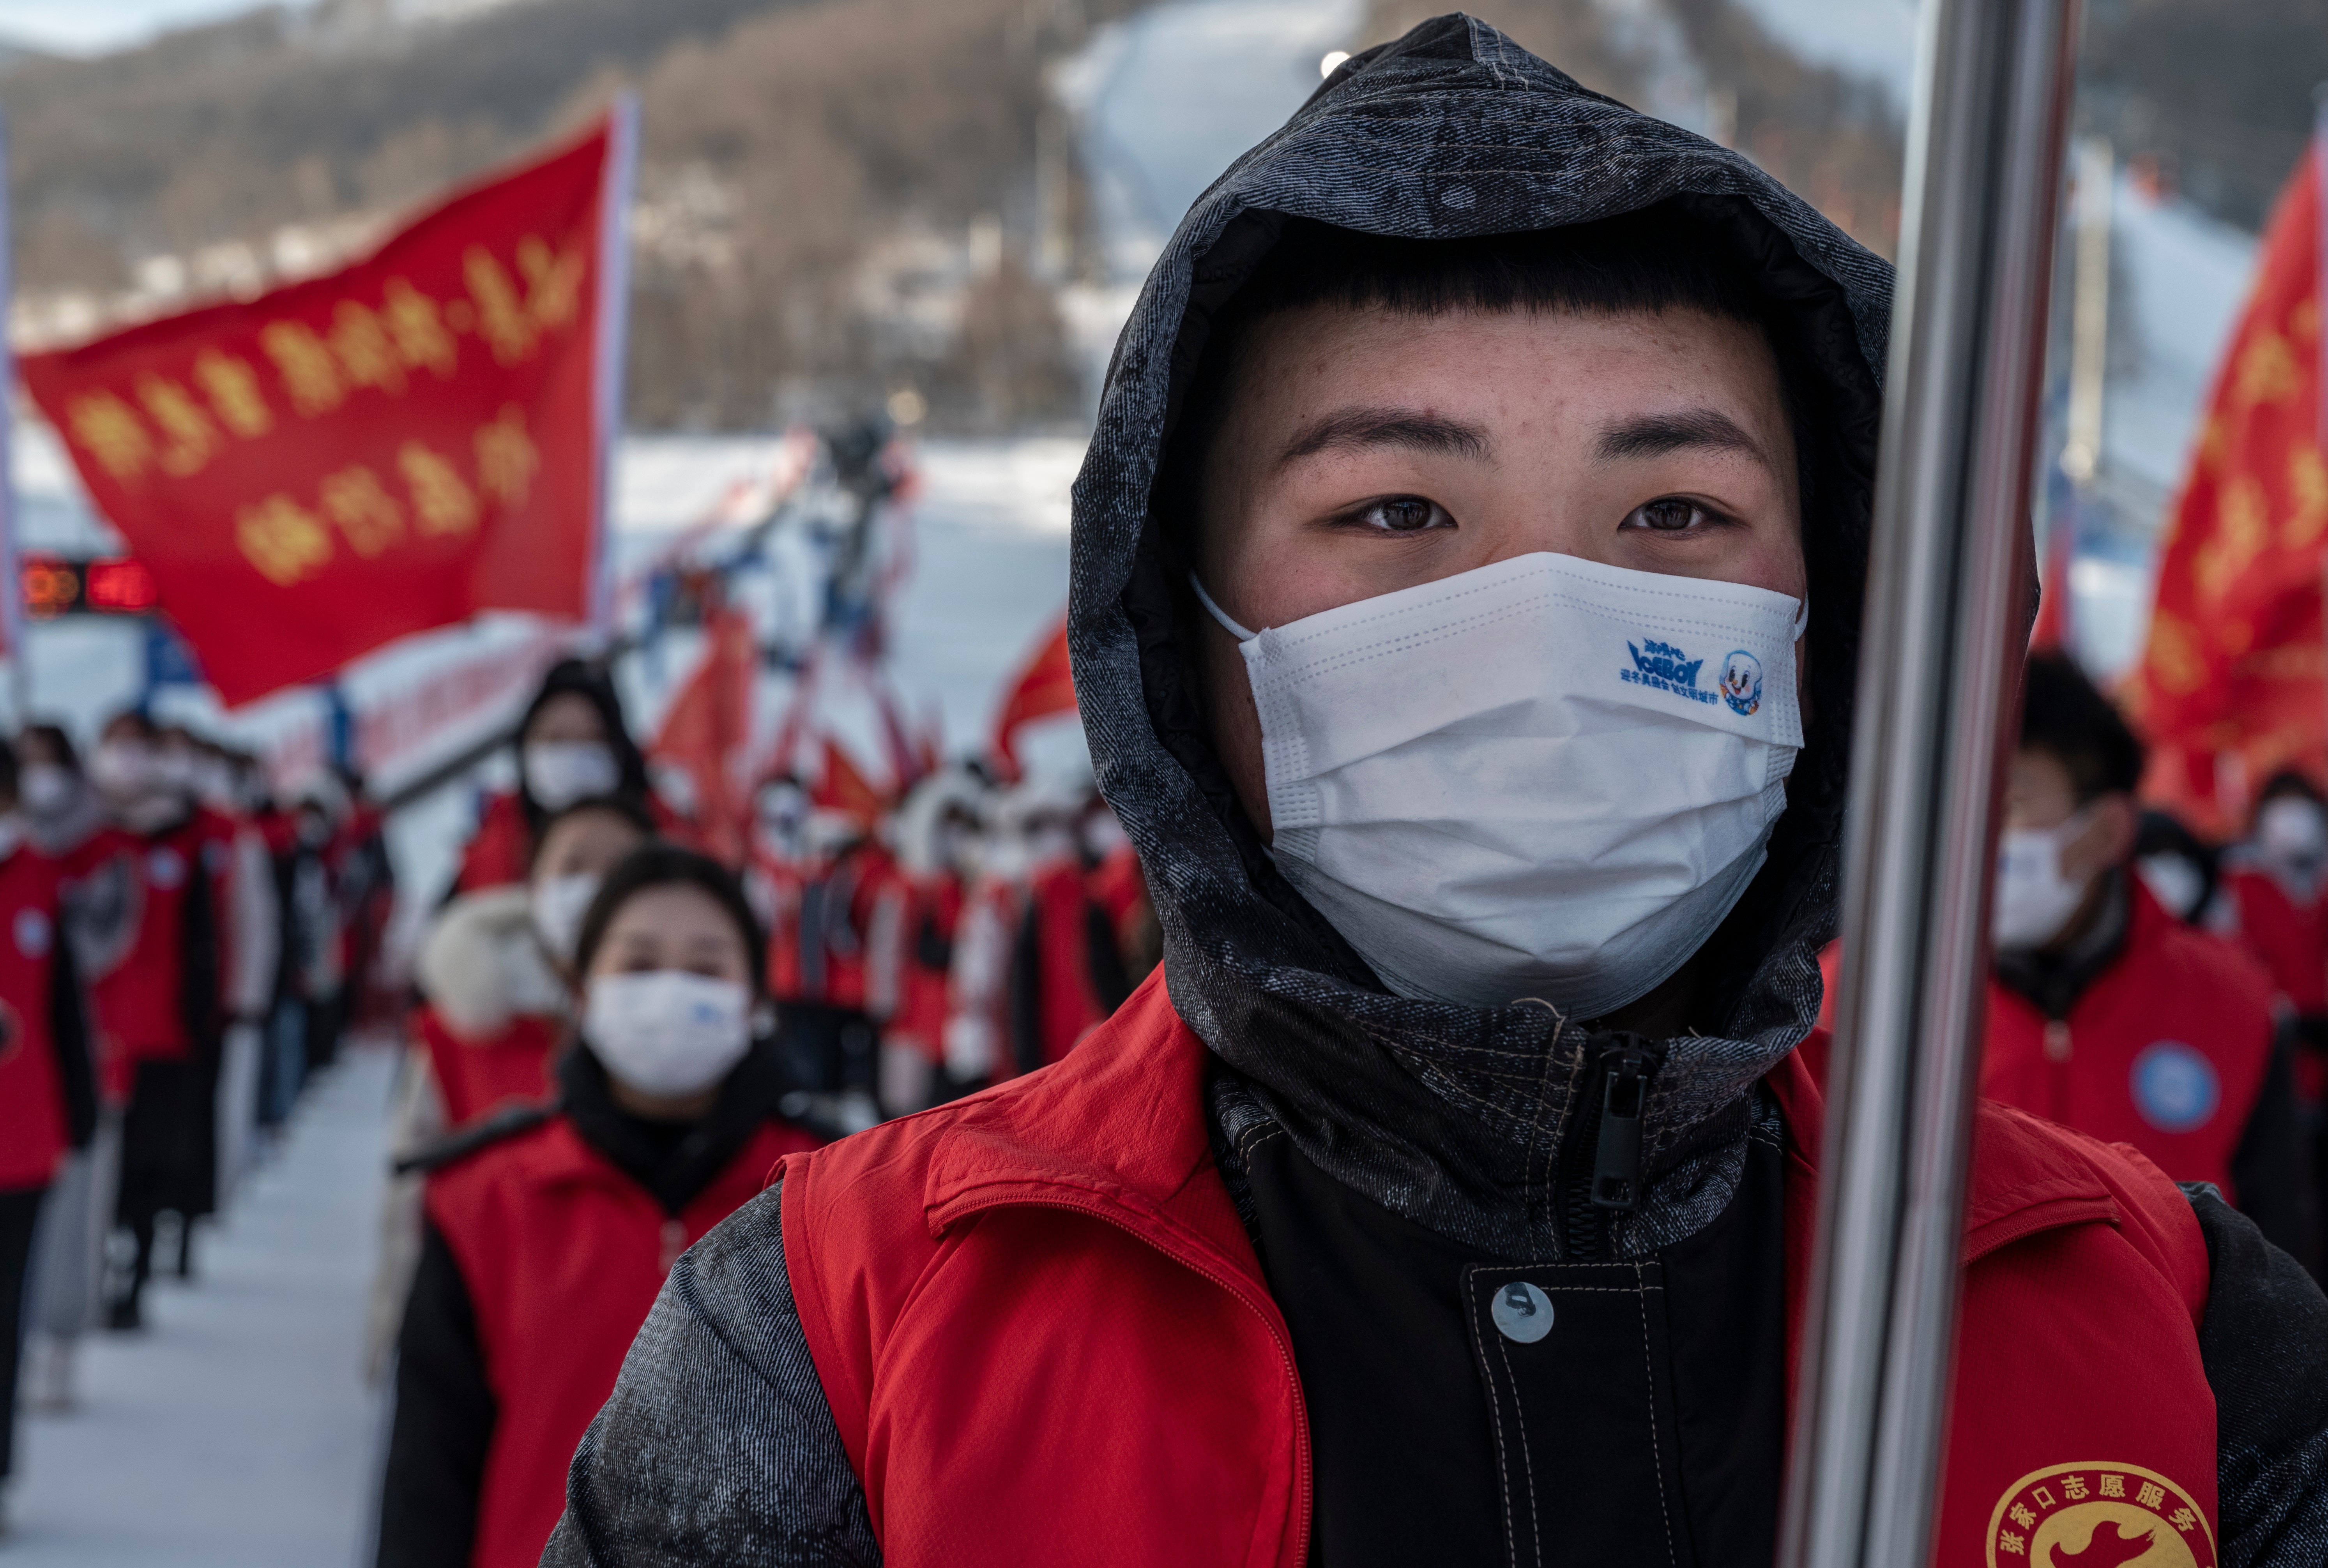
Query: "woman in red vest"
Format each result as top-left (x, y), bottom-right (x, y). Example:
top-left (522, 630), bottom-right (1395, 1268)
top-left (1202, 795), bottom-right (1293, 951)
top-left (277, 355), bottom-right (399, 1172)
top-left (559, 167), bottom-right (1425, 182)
top-left (0, 739), bottom-right (96, 1528)
top-left (546, 24), bottom-right (2328, 1566)
top-left (870, 767), bottom-right (982, 1113)
top-left (86, 710), bottom-right (222, 1330)
top-left (13, 723), bottom-right (131, 1415)
top-left (414, 798), bottom-right (654, 1129)
top-left (376, 844), bottom-right (822, 1568)
top-left (364, 798), bottom-right (658, 1379)
top-left (451, 660), bottom-right (659, 895)
top-left (2220, 772), bottom-right (2328, 1021)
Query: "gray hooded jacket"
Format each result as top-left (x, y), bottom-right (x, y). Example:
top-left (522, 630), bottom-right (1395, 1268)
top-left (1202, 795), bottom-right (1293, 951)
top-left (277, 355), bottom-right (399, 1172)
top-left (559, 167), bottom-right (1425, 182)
top-left (544, 17), bottom-right (2328, 1566)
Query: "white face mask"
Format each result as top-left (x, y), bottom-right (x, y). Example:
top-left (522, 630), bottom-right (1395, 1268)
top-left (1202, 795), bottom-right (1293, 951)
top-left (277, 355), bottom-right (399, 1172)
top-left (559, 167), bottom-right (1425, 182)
top-left (2257, 796), bottom-right (2328, 863)
top-left (583, 970), bottom-right (753, 1097)
top-left (89, 740), bottom-right (156, 799)
top-left (1197, 550), bottom-right (1806, 1015)
top-left (531, 872), bottom-right (601, 966)
top-left (20, 765), bottom-right (73, 817)
top-left (2136, 853), bottom-right (2205, 922)
top-left (524, 741), bottom-right (620, 812)
top-left (154, 749), bottom-right (198, 793)
top-left (1992, 811), bottom-right (2094, 950)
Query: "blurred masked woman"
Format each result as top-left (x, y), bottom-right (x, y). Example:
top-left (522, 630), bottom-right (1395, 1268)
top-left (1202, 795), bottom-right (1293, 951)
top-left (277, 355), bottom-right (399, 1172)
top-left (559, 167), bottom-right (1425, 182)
top-left (452, 661), bottom-right (658, 895)
top-left (364, 798), bottom-right (655, 1382)
top-left (376, 844), bottom-right (823, 1568)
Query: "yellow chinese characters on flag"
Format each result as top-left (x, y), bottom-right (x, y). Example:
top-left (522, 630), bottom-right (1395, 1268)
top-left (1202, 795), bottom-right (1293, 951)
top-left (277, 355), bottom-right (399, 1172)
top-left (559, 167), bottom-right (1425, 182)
top-left (2126, 145), bottom-right (2327, 837)
top-left (21, 108), bottom-right (630, 706)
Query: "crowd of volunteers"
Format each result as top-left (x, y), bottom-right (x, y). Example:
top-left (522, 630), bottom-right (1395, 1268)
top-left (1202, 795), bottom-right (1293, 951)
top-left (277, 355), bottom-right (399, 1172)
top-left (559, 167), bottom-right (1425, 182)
top-left (0, 651), bottom-right (1156, 1554)
top-left (6, 15), bottom-right (2328, 1565)
top-left (362, 656), bottom-right (1157, 1567)
top-left (0, 710), bottom-right (392, 1533)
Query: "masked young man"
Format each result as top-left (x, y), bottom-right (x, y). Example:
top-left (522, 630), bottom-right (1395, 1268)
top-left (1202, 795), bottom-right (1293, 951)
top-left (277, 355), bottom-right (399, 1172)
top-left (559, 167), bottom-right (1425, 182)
top-left (1984, 652), bottom-right (2308, 1262)
top-left (546, 20), bottom-right (2328, 1566)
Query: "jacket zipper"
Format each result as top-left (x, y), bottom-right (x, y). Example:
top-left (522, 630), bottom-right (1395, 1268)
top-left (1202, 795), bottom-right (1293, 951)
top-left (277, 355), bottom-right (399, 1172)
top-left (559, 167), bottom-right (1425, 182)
top-left (2043, 1017), bottom-right (2072, 1127)
top-left (969, 1192), bottom-right (1314, 1565)
top-left (1557, 1036), bottom-right (1652, 1262)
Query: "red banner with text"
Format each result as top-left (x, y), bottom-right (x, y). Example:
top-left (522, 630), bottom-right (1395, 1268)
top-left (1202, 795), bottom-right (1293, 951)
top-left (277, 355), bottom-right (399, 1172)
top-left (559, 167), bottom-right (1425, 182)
top-left (20, 110), bottom-right (628, 706)
top-left (2126, 143), bottom-right (2325, 835)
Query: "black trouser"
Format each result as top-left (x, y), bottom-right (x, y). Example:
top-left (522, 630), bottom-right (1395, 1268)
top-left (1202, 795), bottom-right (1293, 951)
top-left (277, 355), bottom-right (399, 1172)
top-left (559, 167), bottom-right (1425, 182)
top-left (304, 987), bottom-right (345, 1075)
top-left (116, 1059), bottom-right (200, 1309)
top-left (0, 1185), bottom-right (48, 1480)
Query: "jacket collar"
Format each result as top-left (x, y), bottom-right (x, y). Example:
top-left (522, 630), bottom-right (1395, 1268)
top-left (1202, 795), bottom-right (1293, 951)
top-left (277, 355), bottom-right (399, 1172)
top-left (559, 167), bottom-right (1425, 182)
top-left (932, 976), bottom-right (2123, 1283)
top-left (927, 971), bottom-right (1261, 1285)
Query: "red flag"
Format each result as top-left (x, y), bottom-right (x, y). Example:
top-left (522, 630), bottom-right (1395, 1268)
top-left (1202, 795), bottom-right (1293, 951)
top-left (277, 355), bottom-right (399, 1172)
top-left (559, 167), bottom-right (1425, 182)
top-left (20, 103), bottom-right (636, 706)
top-left (2029, 516), bottom-right (2074, 653)
top-left (650, 599), bottom-right (758, 864)
top-left (990, 614), bottom-right (1075, 777)
top-left (2125, 142), bottom-right (2326, 837)
top-left (813, 736), bottom-right (887, 827)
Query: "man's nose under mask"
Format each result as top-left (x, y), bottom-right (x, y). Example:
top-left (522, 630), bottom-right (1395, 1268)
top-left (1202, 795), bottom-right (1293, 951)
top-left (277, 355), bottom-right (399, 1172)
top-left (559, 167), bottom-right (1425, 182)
top-left (1195, 550), bottom-right (1807, 1017)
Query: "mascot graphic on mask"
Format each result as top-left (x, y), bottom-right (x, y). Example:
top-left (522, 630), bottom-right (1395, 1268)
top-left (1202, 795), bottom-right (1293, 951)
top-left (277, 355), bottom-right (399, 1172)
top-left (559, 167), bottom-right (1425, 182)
top-left (1720, 650), bottom-right (1764, 717)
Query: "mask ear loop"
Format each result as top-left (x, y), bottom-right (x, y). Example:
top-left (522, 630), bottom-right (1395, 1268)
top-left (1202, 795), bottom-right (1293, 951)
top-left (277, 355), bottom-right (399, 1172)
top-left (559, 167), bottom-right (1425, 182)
top-left (1791, 596), bottom-right (1811, 640)
top-left (1189, 573), bottom-right (1259, 643)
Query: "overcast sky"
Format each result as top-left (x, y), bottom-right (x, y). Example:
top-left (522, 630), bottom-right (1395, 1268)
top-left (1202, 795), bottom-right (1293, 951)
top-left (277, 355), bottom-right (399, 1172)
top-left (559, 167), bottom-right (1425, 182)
top-left (3, 0), bottom-right (1920, 81)
top-left (0, 0), bottom-right (258, 53)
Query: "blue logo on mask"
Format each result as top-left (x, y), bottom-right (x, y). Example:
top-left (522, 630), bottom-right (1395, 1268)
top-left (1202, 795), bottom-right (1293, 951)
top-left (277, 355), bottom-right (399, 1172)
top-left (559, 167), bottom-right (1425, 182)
top-left (1622, 638), bottom-right (1717, 706)
top-left (1720, 650), bottom-right (1764, 716)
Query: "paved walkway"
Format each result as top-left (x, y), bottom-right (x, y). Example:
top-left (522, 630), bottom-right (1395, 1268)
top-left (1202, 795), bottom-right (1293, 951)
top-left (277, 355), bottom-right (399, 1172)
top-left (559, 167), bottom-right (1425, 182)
top-left (9, 1045), bottom-right (397, 1567)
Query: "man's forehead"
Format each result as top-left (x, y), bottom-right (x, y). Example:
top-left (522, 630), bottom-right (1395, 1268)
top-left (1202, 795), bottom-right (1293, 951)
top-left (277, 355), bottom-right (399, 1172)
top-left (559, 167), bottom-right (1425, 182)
top-left (1241, 302), bottom-right (1788, 423)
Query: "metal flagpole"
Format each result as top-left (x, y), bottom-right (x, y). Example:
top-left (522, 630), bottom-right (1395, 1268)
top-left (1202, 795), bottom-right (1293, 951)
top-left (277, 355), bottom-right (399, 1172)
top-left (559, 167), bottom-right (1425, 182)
top-left (1777, 2), bottom-right (2081, 1565)
top-left (587, 90), bottom-right (640, 643)
top-left (0, 107), bottom-right (28, 727)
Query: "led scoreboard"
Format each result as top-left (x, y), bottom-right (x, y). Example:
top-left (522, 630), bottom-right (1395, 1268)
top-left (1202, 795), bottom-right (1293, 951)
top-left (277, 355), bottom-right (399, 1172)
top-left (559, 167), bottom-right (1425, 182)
top-left (21, 555), bottom-right (162, 618)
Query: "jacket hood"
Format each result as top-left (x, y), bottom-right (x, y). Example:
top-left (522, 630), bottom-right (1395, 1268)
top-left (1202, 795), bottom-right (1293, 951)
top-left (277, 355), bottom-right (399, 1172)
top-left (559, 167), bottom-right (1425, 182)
top-left (1068, 14), bottom-right (1890, 1257)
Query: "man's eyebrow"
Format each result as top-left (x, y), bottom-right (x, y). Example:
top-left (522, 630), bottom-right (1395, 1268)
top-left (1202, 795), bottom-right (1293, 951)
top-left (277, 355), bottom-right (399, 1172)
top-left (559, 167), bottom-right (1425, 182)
top-left (1277, 407), bottom-right (1492, 468)
top-left (1594, 409), bottom-right (1770, 467)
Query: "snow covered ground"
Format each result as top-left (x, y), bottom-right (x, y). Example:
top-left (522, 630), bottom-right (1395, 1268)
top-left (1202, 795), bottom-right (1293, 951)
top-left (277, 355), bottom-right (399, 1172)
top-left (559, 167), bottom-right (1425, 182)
top-left (7, 1045), bottom-right (397, 1567)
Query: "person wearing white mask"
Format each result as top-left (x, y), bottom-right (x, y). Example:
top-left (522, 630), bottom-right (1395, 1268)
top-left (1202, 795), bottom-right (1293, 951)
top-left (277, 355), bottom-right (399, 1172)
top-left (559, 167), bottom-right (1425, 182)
top-left (379, 844), bottom-right (824, 1568)
top-left (1978, 652), bottom-right (2305, 1263)
top-left (410, 797), bottom-right (654, 1135)
top-left (365, 797), bottom-right (656, 1384)
top-left (83, 710), bottom-right (223, 1328)
top-left (11, 724), bottom-right (132, 1413)
top-left (451, 660), bottom-right (657, 896)
top-left (2220, 772), bottom-right (2328, 1025)
top-left (0, 739), bottom-right (96, 1531)
top-left (550, 28), bottom-right (2328, 1564)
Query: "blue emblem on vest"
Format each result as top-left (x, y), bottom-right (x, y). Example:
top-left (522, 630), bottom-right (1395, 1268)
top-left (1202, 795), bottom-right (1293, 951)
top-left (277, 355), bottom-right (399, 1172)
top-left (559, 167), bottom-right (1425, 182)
top-left (2130, 1040), bottom-right (2219, 1133)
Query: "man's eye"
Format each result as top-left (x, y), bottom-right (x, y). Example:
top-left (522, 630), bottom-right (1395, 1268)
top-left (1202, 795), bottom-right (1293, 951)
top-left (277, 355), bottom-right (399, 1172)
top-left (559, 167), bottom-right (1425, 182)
top-left (1624, 498), bottom-right (1718, 533)
top-left (1347, 497), bottom-right (1454, 533)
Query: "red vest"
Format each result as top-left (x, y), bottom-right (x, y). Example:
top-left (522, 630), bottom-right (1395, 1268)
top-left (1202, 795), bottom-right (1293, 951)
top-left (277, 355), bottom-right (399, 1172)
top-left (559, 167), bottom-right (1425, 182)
top-left (426, 1113), bottom-right (818, 1568)
top-left (880, 872), bottom-right (962, 1064)
top-left (1027, 858), bottom-right (1106, 1068)
top-left (2221, 864), bottom-right (2328, 1015)
top-left (90, 819), bottom-right (207, 1093)
top-left (1983, 882), bottom-right (2276, 1201)
top-left (0, 848), bottom-right (71, 1191)
top-left (454, 792), bottom-right (533, 895)
top-left (755, 846), bottom-right (882, 1011)
top-left (780, 972), bottom-right (2218, 1568)
top-left (414, 1005), bottom-right (560, 1129)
